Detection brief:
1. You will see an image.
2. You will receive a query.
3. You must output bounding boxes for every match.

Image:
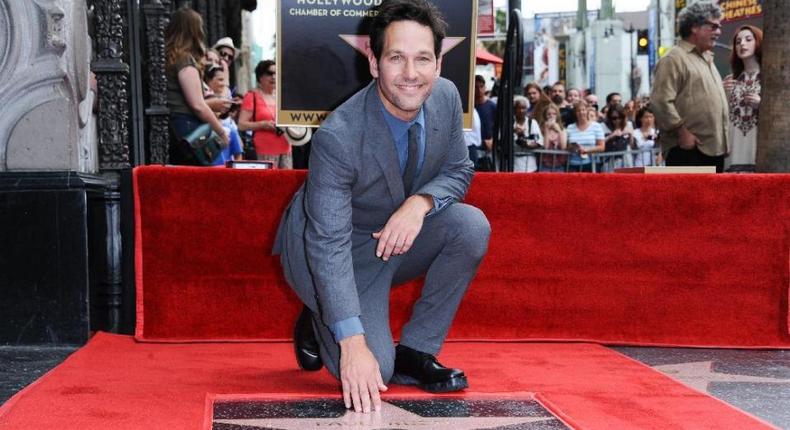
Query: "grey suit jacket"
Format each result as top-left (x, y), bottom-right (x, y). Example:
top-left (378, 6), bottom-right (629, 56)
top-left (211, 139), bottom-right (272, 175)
top-left (273, 77), bottom-right (473, 328)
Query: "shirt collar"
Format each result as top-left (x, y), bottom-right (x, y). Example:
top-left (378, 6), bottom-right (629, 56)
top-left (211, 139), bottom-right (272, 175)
top-left (378, 92), bottom-right (425, 140)
top-left (679, 39), bottom-right (714, 62)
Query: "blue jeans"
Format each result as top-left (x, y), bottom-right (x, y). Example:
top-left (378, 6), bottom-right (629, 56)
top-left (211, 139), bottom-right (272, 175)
top-left (169, 113), bottom-right (202, 165)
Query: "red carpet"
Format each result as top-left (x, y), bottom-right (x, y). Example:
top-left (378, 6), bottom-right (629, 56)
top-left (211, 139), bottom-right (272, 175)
top-left (133, 167), bottom-right (790, 347)
top-left (0, 333), bottom-right (777, 429)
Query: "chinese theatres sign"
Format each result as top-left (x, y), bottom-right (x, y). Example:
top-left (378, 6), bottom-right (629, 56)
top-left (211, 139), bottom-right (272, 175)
top-left (719, 0), bottom-right (763, 22)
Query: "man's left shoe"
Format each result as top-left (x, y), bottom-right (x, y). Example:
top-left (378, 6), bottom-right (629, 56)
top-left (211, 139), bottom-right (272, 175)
top-left (293, 306), bottom-right (323, 371)
top-left (391, 344), bottom-right (468, 393)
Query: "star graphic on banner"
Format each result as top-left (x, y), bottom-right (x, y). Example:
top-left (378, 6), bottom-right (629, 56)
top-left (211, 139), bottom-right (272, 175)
top-left (213, 400), bottom-right (556, 429)
top-left (654, 361), bottom-right (790, 393)
top-left (339, 34), bottom-right (465, 58)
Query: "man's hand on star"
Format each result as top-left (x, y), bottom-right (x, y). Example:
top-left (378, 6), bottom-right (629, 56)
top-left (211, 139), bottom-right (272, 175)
top-left (339, 334), bottom-right (388, 413)
top-left (372, 194), bottom-right (433, 261)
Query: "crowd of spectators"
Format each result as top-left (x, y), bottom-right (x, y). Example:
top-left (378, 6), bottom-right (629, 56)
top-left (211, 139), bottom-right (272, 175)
top-left (470, 78), bottom-right (660, 173)
top-left (164, 1), bottom-right (759, 173)
top-left (165, 8), bottom-right (305, 169)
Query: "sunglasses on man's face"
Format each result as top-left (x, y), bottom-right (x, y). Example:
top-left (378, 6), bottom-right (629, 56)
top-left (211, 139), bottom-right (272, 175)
top-left (220, 51), bottom-right (234, 60)
top-left (703, 20), bottom-right (722, 31)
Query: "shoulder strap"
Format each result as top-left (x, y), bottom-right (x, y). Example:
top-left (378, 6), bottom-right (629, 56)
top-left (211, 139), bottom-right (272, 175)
top-left (252, 90), bottom-right (258, 121)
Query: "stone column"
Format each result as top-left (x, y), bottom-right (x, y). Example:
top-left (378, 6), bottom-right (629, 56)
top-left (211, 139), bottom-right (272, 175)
top-left (0, 0), bottom-right (98, 172)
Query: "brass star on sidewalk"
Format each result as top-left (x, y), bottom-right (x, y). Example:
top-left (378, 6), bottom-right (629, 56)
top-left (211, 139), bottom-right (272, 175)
top-left (339, 34), bottom-right (465, 58)
top-left (214, 400), bottom-right (557, 429)
top-left (655, 361), bottom-right (790, 393)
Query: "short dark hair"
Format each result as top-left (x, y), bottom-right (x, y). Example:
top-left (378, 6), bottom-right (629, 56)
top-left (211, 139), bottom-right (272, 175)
top-left (255, 60), bottom-right (275, 82)
top-left (475, 74), bottom-right (486, 85)
top-left (204, 63), bottom-right (224, 83)
top-left (369, 0), bottom-right (447, 61)
top-left (634, 106), bottom-right (654, 129)
top-left (606, 92), bottom-right (622, 105)
top-left (677, 1), bottom-right (722, 39)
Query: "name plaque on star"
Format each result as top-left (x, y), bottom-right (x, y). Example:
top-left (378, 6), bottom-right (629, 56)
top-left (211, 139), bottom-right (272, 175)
top-left (276, 0), bottom-right (477, 128)
top-left (208, 395), bottom-right (570, 429)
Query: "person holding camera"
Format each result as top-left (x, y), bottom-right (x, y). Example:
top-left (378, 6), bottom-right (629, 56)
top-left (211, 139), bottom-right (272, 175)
top-left (238, 60), bottom-right (292, 169)
top-left (513, 95), bottom-right (543, 172)
top-left (601, 104), bottom-right (635, 171)
top-left (633, 106), bottom-right (659, 167)
top-left (538, 103), bottom-right (567, 172)
top-left (165, 8), bottom-right (229, 165)
top-left (205, 64), bottom-right (243, 166)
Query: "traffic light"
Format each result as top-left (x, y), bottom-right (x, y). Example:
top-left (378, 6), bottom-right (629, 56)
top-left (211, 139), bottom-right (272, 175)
top-left (637, 30), bottom-right (649, 55)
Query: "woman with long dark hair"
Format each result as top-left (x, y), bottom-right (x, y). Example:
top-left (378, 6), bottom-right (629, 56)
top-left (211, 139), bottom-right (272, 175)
top-left (165, 8), bottom-right (228, 164)
top-left (722, 25), bottom-right (762, 172)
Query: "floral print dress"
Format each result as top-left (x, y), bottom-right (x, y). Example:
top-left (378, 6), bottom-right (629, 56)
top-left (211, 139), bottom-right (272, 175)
top-left (725, 70), bottom-right (760, 172)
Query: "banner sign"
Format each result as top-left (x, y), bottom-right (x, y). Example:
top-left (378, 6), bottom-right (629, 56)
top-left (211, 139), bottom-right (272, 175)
top-left (720, 0), bottom-right (762, 22)
top-left (276, 0), bottom-right (477, 128)
top-left (477, 0), bottom-right (494, 36)
top-left (648, 4), bottom-right (657, 78)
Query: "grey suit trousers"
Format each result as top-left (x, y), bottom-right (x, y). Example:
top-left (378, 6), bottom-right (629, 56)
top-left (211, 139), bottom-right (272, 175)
top-left (294, 202), bottom-right (490, 383)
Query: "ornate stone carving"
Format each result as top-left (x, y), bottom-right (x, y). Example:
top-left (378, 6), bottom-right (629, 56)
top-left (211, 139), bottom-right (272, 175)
top-left (44, 4), bottom-right (66, 51)
top-left (142, 0), bottom-right (170, 164)
top-left (148, 115), bottom-right (170, 164)
top-left (96, 72), bottom-right (131, 169)
top-left (93, 0), bottom-right (125, 61)
top-left (92, 0), bottom-right (131, 170)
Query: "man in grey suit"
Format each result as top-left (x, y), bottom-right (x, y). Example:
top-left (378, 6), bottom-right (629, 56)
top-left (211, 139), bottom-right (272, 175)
top-left (273, 0), bottom-right (490, 414)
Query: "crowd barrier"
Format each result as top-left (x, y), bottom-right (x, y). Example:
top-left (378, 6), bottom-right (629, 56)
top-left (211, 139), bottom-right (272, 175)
top-left (512, 147), bottom-right (662, 173)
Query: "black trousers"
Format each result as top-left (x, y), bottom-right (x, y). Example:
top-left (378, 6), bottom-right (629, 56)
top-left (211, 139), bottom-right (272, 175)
top-left (666, 146), bottom-right (725, 173)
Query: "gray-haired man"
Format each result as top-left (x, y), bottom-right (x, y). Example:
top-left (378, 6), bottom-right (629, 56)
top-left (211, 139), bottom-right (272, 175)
top-left (650, 1), bottom-right (729, 172)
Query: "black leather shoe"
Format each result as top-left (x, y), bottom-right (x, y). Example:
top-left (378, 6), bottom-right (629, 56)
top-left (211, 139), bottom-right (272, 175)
top-left (293, 306), bottom-right (322, 371)
top-left (391, 344), bottom-right (468, 392)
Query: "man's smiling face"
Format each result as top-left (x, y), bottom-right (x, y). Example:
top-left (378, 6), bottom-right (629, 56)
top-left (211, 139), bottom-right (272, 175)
top-left (369, 20), bottom-right (442, 121)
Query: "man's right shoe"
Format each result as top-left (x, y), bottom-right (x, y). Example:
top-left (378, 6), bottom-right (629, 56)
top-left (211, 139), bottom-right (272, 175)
top-left (391, 344), bottom-right (468, 393)
top-left (293, 306), bottom-right (323, 371)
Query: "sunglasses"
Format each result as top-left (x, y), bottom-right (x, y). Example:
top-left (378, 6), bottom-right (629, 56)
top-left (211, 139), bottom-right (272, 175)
top-left (219, 51), bottom-right (234, 60)
top-left (703, 20), bottom-right (722, 31)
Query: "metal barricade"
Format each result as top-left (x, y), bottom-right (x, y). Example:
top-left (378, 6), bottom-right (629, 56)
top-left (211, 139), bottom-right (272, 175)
top-left (512, 147), bottom-right (662, 173)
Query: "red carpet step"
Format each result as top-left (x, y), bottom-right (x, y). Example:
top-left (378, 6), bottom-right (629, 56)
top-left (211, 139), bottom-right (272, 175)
top-left (134, 167), bottom-right (790, 347)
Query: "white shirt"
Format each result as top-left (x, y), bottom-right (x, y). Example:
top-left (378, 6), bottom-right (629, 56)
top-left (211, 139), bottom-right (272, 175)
top-left (463, 109), bottom-right (482, 148)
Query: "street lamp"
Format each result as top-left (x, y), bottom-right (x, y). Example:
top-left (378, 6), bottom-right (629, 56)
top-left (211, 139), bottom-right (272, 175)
top-left (624, 24), bottom-right (636, 100)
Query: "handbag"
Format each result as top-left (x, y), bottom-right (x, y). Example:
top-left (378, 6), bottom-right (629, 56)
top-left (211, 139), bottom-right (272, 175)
top-left (243, 91), bottom-right (260, 160)
top-left (182, 123), bottom-right (223, 166)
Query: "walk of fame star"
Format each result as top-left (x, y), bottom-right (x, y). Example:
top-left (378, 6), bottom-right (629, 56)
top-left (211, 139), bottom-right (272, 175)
top-left (212, 398), bottom-right (568, 430)
top-left (339, 34), bottom-right (466, 58)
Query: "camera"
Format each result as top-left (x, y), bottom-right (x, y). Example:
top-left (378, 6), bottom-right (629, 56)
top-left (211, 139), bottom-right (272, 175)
top-left (219, 101), bottom-right (241, 120)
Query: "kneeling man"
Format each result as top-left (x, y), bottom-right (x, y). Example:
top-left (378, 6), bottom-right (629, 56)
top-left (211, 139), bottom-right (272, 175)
top-left (273, 0), bottom-right (490, 414)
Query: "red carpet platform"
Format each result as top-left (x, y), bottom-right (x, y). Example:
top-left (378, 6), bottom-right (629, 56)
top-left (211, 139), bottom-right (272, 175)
top-left (0, 333), bottom-right (778, 429)
top-left (1, 168), bottom-right (787, 429)
top-left (134, 167), bottom-right (789, 347)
